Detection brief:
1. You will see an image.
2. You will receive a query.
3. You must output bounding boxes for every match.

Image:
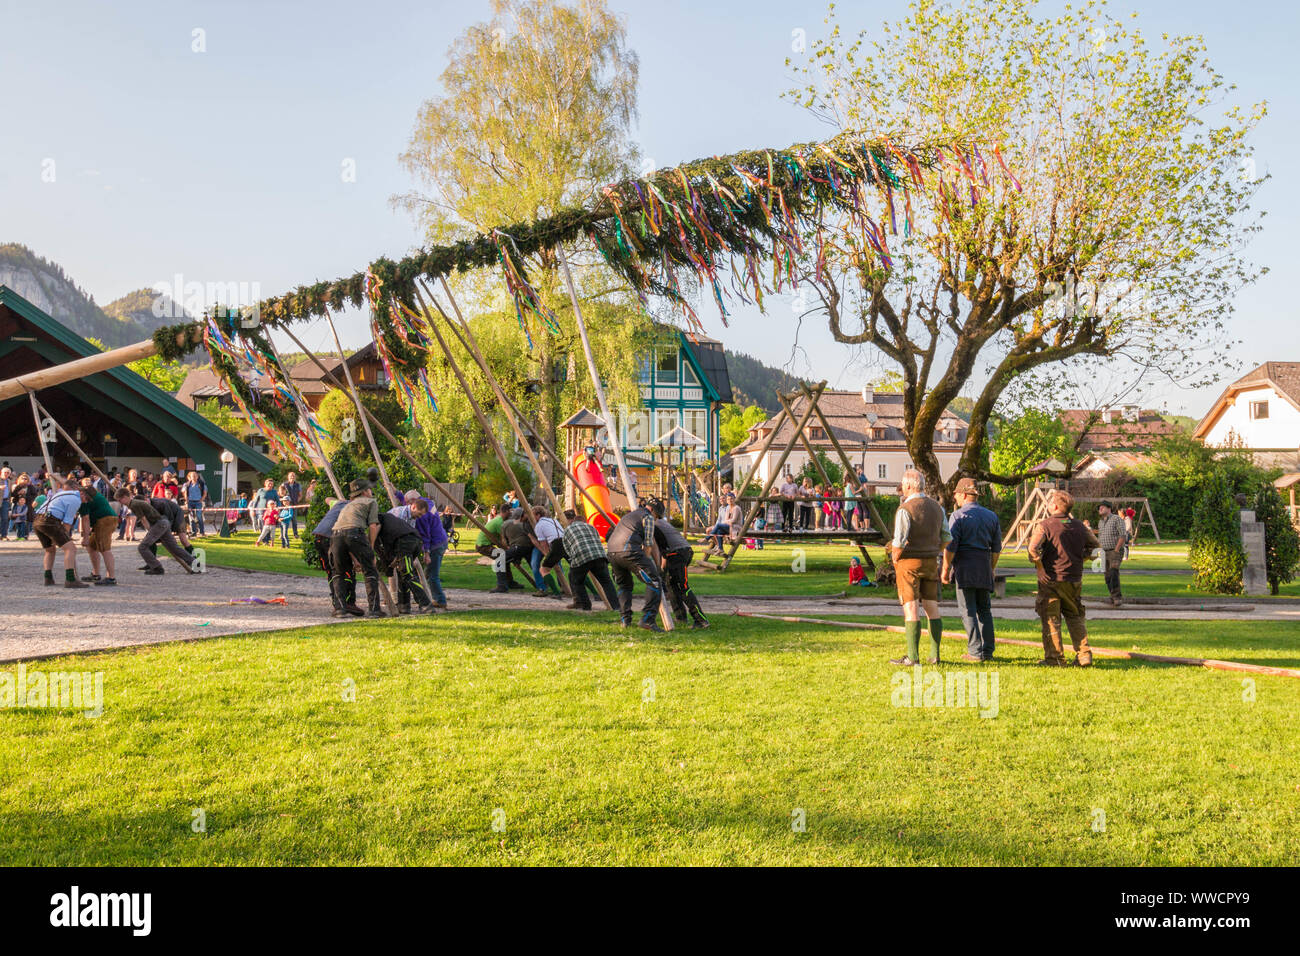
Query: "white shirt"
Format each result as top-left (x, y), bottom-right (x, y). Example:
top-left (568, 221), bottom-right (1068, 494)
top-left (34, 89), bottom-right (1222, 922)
top-left (533, 516), bottom-right (562, 543)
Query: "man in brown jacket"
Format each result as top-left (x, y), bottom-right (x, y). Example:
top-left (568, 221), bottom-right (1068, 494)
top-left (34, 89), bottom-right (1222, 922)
top-left (888, 469), bottom-right (949, 665)
top-left (1027, 489), bottom-right (1100, 667)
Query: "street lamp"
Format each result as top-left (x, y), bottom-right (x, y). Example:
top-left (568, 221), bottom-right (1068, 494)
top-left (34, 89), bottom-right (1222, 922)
top-left (220, 450), bottom-right (235, 505)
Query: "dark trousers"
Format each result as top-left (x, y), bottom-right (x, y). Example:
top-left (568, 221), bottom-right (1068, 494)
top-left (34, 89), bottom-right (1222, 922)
top-left (317, 534), bottom-right (352, 609)
top-left (570, 557), bottom-right (617, 610)
top-left (608, 549), bottom-right (663, 621)
top-left (139, 518), bottom-right (191, 571)
top-left (956, 586), bottom-right (995, 659)
top-left (391, 538), bottom-right (430, 608)
top-left (780, 499), bottom-right (794, 530)
top-left (1104, 549), bottom-right (1123, 600)
top-left (330, 529), bottom-right (381, 612)
top-left (542, 538), bottom-right (600, 602)
top-left (662, 547), bottom-right (706, 622)
top-left (799, 503), bottom-right (814, 529)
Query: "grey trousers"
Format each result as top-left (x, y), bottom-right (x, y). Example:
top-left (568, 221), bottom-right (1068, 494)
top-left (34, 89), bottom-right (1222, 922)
top-left (139, 518), bottom-right (192, 571)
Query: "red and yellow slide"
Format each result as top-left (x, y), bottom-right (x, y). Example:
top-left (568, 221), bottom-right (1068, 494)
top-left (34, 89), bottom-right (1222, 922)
top-left (569, 448), bottom-right (614, 539)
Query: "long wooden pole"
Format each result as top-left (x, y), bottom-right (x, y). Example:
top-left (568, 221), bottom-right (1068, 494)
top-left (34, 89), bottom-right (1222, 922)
top-left (412, 284), bottom-right (568, 597)
top-left (423, 279), bottom-right (568, 525)
top-left (555, 246), bottom-right (671, 630)
top-left (0, 334), bottom-right (183, 403)
top-left (323, 314), bottom-right (399, 511)
top-left (266, 336), bottom-right (342, 499)
top-left (30, 397), bottom-right (108, 484)
top-left (277, 325), bottom-right (500, 546)
top-left (29, 393), bottom-right (56, 480)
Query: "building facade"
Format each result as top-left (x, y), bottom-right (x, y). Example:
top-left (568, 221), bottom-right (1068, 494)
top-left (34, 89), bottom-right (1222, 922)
top-left (1194, 362), bottom-right (1300, 471)
top-left (730, 388), bottom-right (967, 492)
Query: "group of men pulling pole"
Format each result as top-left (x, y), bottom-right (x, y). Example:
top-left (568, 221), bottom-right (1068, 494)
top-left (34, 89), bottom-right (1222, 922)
top-left (312, 478), bottom-right (448, 617)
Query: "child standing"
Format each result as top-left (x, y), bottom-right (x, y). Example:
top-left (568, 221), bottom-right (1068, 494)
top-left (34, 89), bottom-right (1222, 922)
top-left (9, 497), bottom-right (29, 539)
top-left (256, 502), bottom-right (281, 546)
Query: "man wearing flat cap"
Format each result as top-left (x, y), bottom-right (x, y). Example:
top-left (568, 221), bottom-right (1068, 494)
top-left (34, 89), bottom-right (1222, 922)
top-left (941, 477), bottom-right (1002, 661)
top-left (328, 478), bottom-right (384, 617)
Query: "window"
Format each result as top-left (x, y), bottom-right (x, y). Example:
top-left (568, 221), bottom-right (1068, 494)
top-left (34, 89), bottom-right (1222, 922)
top-left (637, 354), bottom-right (652, 384)
top-left (877, 463), bottom-right (888, 480)
top-left (1250, 400), bottom-right (1269, 420)
top-left (682, 362), bottom-right (698, 386)
top-left (656, 410), bottom-right (678, 439)
top-left (684, 409), bottom-right (708, 443)
top-left (625, 411), bottom-right (650, 446)
top-left (656, 349), bottom-right (678, 385)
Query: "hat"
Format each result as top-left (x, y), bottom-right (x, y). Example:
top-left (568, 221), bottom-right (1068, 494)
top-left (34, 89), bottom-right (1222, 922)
top-left (1099, 500), bottom-right (1114, 511)
top-left (348, 478), bottom-right (372, 497)
top-left (954, 477), bottom-right (979, 496)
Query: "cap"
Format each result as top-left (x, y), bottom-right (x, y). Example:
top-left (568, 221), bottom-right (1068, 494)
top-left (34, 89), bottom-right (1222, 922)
top-left (954, 477), bottom-right (979, 496)
top-left (1100, 500), bottom-right (1114, 511)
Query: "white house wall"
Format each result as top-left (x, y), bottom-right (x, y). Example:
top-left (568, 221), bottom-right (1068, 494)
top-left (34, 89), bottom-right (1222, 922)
top-left (1203, 384), bottom-right (1300, 450)
top-left (735, 448), bottom-right (964, 489)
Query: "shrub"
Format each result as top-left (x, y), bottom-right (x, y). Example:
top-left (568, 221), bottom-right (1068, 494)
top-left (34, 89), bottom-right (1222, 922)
top-left (1254, 482), bottom-right (1300, 595)
top-left (301, 447), bottom-right (366, 569)
top-left (1188, 470), bottom-right (1245, 594)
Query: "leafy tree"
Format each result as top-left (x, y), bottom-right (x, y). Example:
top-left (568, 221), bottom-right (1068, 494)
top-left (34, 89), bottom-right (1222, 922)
top-left (316, 388), bottom-right (408, 457)
top-left (990, 408), bottom-right (1072, 478)
top-left (302, 446), bottom-right (366, 569)
top-left (1189, 469), bottom-right (1245, 594)
top-left (798, 452), bottom-right (844, 488)
top-left (788, 0), bottom-right (1265, 505)
top-left (398, 0), bottom-right (647, 486)
top-left (88, 333), bottom-right (188, 391)
top-left (196, 398), bottom-right (248, 439)
top-left (719, 403), bottom-right (768, 453)
top-left (1254, 482), bottom-right (1300, 595)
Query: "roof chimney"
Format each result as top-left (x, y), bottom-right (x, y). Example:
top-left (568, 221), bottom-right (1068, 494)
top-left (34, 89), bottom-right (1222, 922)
top-left (861, 386), bottom-right (874, 404)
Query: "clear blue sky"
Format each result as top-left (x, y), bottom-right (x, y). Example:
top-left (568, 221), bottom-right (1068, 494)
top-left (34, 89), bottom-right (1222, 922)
top-left (2, 0), bottom-right (1294, 417)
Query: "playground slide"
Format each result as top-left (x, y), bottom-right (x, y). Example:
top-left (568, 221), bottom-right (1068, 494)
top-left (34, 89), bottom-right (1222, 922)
top-left (570, 450), bottom-right (614, 539)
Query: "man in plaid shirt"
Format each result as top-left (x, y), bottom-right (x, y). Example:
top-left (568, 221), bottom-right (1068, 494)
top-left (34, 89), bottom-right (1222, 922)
top-left (1095, 500), bottom-right (1129, 607)
top-left (558, 511), bottom-right (617, 611)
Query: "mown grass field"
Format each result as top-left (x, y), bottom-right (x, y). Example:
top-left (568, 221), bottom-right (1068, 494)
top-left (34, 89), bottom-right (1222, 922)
top-left (1, 612), bottom-right (1296, 865)
top-left (196, 532), bottom-right (1300, 601)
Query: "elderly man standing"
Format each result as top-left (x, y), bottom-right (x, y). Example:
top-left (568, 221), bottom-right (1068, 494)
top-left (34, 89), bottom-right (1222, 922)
top-left (888, 469), bottom-right (949, 666)
top-left (1096, 500), bottom-right (1129, 608)
top-left (941, 478), bottom-right (1001, 662)
top-left (1028, 490), bottom-right (1100, 667)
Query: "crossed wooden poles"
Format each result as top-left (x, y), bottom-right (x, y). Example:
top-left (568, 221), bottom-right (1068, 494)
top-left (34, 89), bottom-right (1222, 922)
top-left (715, 381), bottom-right (888, 573)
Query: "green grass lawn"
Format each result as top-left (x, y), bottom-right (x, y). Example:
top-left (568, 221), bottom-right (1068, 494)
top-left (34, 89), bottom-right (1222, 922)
top-left (197, 532), bottom-right (1300, 601)
top-left (2, 613), bottom-right (1296, 865)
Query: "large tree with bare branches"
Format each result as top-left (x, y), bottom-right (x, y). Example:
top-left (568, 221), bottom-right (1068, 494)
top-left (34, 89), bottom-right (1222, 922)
top-left (788, 0), bottom-right (1264, 503)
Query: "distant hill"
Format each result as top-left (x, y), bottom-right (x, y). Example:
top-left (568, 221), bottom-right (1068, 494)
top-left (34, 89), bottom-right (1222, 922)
top-left (102, 286), bottom-right (190, 333)
top-left (723, 349), bottom-right (802, 414)
top-left (0, 244), bottom-right (190, 348)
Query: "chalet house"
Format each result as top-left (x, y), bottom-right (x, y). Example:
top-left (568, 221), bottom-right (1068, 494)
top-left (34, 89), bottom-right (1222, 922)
top-left (616, 328), bottom-right (732, 493)
top-left (730, 387), bottom-right (967, 492)
top-left (1194, 362), bottom-right (1300, 471)
top-left (176, 342), bottom-right (388, 415)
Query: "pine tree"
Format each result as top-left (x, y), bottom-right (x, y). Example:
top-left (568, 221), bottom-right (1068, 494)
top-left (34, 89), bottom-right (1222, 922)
top-left (1189, 469), bottom-right (1245, 594)
top-left (1254, 482), bottom-right (1300, 595)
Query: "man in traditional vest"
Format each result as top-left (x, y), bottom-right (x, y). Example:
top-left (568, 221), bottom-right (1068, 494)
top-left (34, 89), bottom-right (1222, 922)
top-left (888, 469), bottom-right (949, 666)
top-left (1027, 489), bottom-right (1100, 666)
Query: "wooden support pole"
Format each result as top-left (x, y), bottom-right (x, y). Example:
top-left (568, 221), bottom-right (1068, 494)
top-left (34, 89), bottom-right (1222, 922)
top-left (266, 336), bottom-right (343, 500)
top-left (555, 245), bottom-right (672, 630)
top-left (29, 392), bottom-right (56, 480)
top-left (413, 281), bottom-right (569, 597)
top-left (277, 325), bottom-right (500, 547)
top-left (718, 383), bottom-right (826, 572)
top-left (420, 280), bottom-right (567, 524)
top-left (30, 397), bottom-right (108, 485)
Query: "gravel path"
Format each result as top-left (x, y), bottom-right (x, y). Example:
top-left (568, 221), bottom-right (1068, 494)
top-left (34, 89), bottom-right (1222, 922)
top-left (0, 539), bottom-right (1292, 663)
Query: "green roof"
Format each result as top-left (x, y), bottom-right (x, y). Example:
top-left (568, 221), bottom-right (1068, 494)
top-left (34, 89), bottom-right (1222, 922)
top-left (0, 284), bottom-right (274, 472)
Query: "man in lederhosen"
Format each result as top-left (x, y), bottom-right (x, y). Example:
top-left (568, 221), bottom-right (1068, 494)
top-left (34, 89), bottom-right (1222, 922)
top-left (374, 503), bottom-right (433, 615)
top-left (605, 498), bottom-right (665, 632)
top-left (888, 469), bottom-right (949, 666)
top-left (329, 479), bottom-right (384, 618)
top-left (648, 499), bottom-right (709, 629)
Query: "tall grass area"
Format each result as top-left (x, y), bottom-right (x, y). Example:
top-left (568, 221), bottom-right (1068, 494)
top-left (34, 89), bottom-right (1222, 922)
top-left (2, 614), bottom-right (1296, 865)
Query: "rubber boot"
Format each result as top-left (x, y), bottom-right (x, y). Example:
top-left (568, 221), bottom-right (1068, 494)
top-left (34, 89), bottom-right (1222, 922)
top-left (490, 571), bottom-right (510, 594)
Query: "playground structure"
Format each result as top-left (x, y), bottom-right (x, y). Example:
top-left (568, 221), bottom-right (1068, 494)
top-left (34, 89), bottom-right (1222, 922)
top-left (704, 382), bottom-right (888, 572)
top-left (1001, 484), bottom-right (1161, 551)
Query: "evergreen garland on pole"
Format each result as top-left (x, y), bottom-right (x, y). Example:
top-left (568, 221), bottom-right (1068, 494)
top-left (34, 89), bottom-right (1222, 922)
top-left (1189, 469), bottom-right (1246, 594)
